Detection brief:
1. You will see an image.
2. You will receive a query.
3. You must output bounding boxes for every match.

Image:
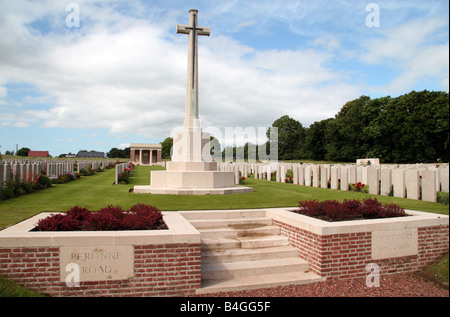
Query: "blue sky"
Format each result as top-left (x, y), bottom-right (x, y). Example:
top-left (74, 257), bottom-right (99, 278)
top-left (0, 0), bottom-right (448, 157)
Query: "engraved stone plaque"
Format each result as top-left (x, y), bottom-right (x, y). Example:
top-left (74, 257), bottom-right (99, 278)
top-left (60, 246), bottom-right (134, 282)
top-left (372, 228), bottom-right (418, 260)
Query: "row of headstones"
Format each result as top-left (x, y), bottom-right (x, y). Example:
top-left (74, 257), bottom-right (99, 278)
top-left (0, 161), bottom-right (74, 186)
top-left (114, 162), bottom-right (131, 185)
top-left (0, 160), bottom-right (115, 188)
top-left (77, 160), bottom-right (113, 172)
top-left (218, 162), bottom-right (449, 203)
top-left (0, 161), bottom-right (45, 185)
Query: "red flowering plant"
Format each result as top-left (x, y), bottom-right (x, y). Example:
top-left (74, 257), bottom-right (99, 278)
top-left (295, 198), bottom-right (406, 222)
top-left (239, 176), bottom-right (246, 185)
top-left (349, 182), bottom-right (369, 193)
top-left (33, 204), bottom-right (167, 231)
top-left (121, 204), bottom-right (164, 230)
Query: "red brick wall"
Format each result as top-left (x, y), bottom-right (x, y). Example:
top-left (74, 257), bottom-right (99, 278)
top-left (273, 220), bottom-right (449, 279)
top-left (0, 243), bottom-right (201, 297)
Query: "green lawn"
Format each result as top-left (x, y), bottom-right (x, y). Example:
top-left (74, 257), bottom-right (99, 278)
top-left (0, 165), bottom-right (448, 229)
top-left (0, 164), bottom-right (448, 296)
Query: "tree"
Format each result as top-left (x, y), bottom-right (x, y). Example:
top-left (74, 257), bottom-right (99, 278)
top-left (107, 147), bottom-right (130, 158)
top-left (325, 96), bottom-right (371, 162)
top-left (160, 137), bottom-right (173, 160)
top-left (267, 115), bottom-right (305, 160)
top-left (303, 118), bottom-right (333, 161)
top-left (16, 147), bottom-right (31, 157)
top-left (363, 90), bottom-right (448, 163)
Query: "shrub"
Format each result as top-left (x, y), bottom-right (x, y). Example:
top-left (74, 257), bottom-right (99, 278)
top-left (295, 198), bottom-right (407, 222)
top-left (437, 192), bottom-right (449, 205)
top-left (84, 205), bottom-right (125, 231)
top-left (118, 169), bottom-right (132, 184)
top-left (66, 206), bottom-right (91, 222)
top-left (349, 182), bottom-right (369, 193)
top-left (34, 173), bottom-right (52, 189)
top-left (35, 214), bottom-right (82, 231)
top-left (79, 166), bottom-right (94, 176)
top-left (0, 173), bottom-right (53, 202)
top-left (33, 204), bottom-right (166, 231)
top-left (122, 204), bottom-right (163, 230)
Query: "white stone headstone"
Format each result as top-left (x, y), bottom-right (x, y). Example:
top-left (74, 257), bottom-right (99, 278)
top-left (340, 166), bottom-right (349, 191)
top-left (330, 166), bottom-right (339, 189)
top-left (421, 169), bottom-right (437, 202)
top-left (320, 165), bottom-right (329, 189)
top-left (298, 165), bottom-right (305, 186)
top-left (304, 166), bottom-right (312, 186)
top-left (405, 169), bottom-right (420, 200)
top-left (312, 165), bottom-right (320, 187)
top-left (380, 168), bottom-right (392, 196)
top-left (368, 167), bottom-right (380, 195)
top-left (393, 169), bottom-right (405, 198)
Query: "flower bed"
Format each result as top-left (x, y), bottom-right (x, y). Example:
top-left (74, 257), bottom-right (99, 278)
top-left (294, 198), bottom-right (407, 222)
top-left (0, 211), bottom-right (201, 297)
top-left (32, 204), bottom-right (167, 231)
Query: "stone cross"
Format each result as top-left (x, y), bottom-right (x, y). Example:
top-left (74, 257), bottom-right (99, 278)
top-left (176, 9), bottom-right (210, 128)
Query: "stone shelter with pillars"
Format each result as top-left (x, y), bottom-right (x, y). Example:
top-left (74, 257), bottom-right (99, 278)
top-left (130, 143), bottom-right (162, 166)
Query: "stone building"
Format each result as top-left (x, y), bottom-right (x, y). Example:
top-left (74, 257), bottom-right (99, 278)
top-left (130, 143), bottom-right (162, 165)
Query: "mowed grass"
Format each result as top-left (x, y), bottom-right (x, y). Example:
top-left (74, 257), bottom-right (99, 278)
top-left (0, 165), bottom-right (448, 229)
top-left (0, 164), bottom-right (448, 295)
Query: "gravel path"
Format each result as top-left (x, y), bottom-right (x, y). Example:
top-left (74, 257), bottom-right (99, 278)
top-left (196, 273), bottom-right (448, 297)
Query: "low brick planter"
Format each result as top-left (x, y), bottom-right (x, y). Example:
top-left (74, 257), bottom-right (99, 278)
top-left (267, 208), bottom-right (449, 279)
top-left (0, 212), bottom-right (201, 297)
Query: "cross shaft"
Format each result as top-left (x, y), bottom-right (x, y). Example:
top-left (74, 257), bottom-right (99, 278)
top-left (176, 9), bottom-right (210, 123)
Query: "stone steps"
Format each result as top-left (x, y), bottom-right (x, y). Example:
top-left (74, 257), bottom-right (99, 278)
top-left (180, 210), bottom-right (325, 295)
top-left (202, 257), bottom-right (309, 280)
top-left (197, 271), bottom-right (323, 295)
top-left (188, 217), bottom-right (273, 230)
top-left (202, 245), bottom-right (299, 264)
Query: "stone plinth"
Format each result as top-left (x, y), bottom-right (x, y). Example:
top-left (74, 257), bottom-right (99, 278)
top-left (166, 161), bottom-right (217, 171)
top-left (133, 168), bottom-right (253, 195)
top-left (151, 170), bottom-right (235, 189)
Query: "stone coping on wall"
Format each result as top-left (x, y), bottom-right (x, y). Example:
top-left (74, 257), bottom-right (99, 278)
top-left (0, 212), bottom-right (200, 247)
top-left (265, 208), bottom-right (449, 236)
top-left (1, 208), bottom-right (447, 246)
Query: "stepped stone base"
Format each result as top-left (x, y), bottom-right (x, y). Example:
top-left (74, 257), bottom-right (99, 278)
top-left (133, 164), bottom-right (253, 195)
top-left (133, 185), bottom-right (253, 195)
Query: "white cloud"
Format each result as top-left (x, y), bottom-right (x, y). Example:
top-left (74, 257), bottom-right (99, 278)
top-left (58, 138), bottom-right (75, 143)
top-left (360, 18), bottom-right (449, 94)
top-left (116, 143), bottom-right (131, 149)
top-left (0, 0), bottom-right (447, 150)
top-left (1, 1), bottom-right (360, 144)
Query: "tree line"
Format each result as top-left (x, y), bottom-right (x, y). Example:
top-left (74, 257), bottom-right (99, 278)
top-left (105, 90), bottom-right (448, 164)
top-left (268, 90), bottom-right (448, 163)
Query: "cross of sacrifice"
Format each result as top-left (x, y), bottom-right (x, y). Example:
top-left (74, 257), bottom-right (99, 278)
top-left (176, 9), bottom-right (210, 120)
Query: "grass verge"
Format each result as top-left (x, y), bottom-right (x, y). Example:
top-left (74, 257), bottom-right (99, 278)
top-left (0, 165), bottom-right (448, 296)
top-left (0, 165), bottom-right (448, 229)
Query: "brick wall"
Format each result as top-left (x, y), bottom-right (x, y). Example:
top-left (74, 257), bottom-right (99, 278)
top-left (273, 219), bottom-right (449, 279)
top-left (0, 243), bottom-right (201, 297)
